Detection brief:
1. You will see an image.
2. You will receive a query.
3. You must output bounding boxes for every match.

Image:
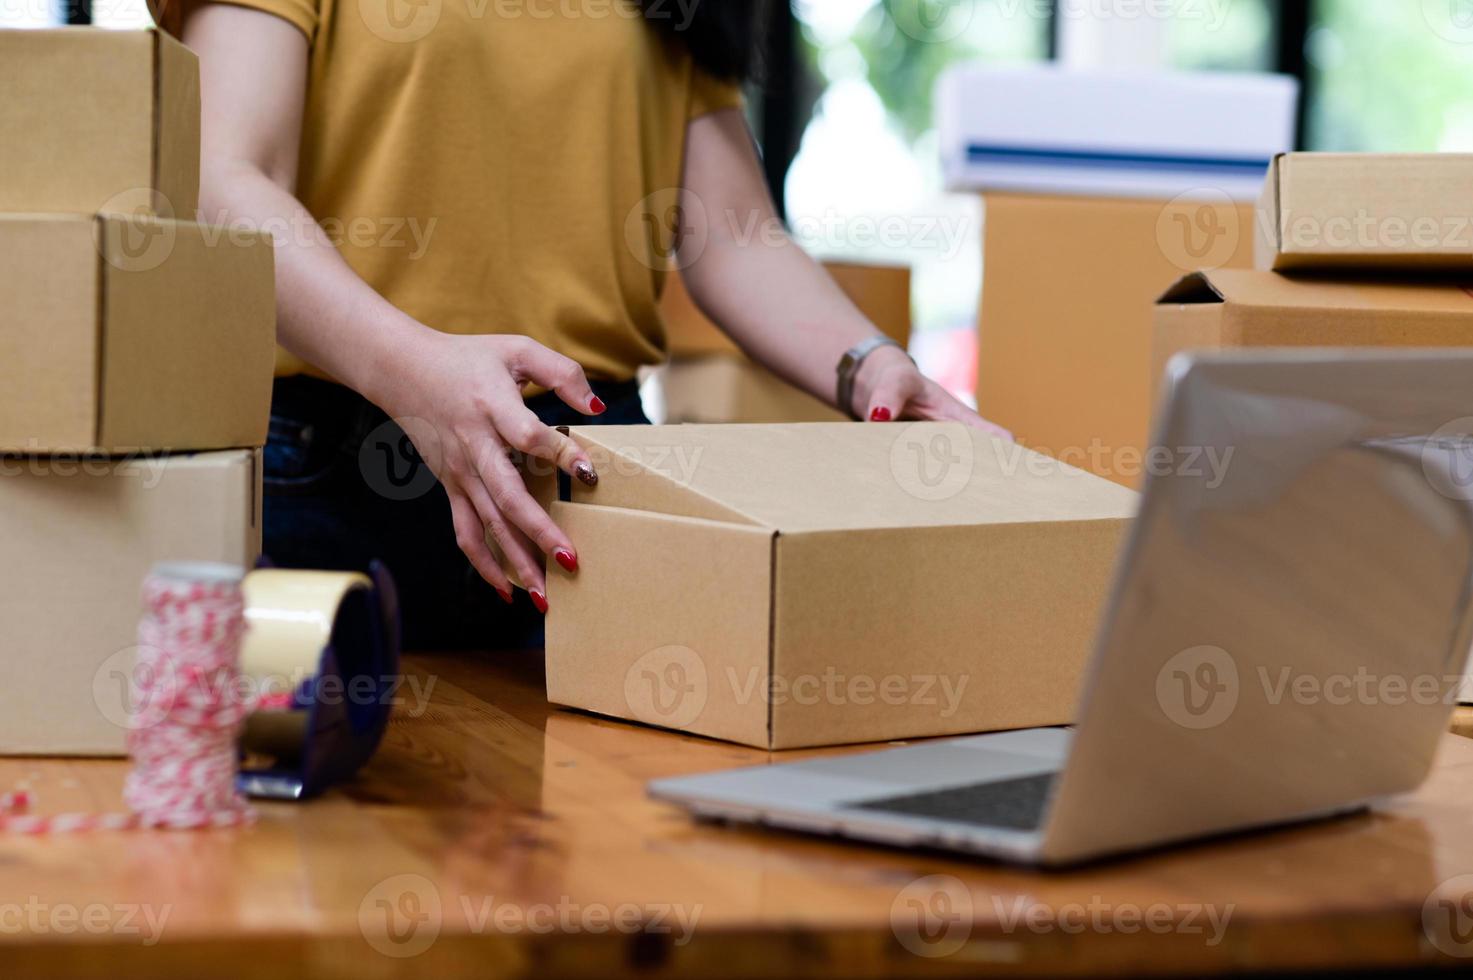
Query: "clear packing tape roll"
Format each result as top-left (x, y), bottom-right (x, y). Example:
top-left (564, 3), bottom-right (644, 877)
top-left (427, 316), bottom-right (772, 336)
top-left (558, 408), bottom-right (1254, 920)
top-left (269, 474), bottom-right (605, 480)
top-left (236, 563), bottom-right (401, 800)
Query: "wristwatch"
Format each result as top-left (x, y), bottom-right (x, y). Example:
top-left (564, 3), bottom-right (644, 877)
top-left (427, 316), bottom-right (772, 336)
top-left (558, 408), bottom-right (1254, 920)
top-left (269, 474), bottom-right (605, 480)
top-left (836, 336), bottom-right (907, 420)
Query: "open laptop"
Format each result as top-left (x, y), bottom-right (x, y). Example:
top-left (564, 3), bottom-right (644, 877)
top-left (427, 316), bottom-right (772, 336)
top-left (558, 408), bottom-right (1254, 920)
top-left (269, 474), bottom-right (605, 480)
top-left (649, 351), bottom-right (1473, 866)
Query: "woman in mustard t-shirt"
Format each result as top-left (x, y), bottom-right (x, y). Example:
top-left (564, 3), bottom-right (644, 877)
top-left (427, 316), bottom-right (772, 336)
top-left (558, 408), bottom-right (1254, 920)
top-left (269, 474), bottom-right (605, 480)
top-left (175, 1), bottom-right (1008, 647)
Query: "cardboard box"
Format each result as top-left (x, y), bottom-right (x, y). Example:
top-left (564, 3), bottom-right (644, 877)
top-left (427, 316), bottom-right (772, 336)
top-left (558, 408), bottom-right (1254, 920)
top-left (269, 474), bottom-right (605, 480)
top-left (1256, 153), bottom-right (1473, 272)
top-left (1152, 270), bottom-right (1473, 389)
top-left (661, 260), bottom-right (911, 357)
top-left (545, 423), bottom-right (1136, 749)
top-left (0, 449), bottom-right (262, 755)
top-left (650, 356), bottom-right (845, 424)
top-left (0, 28), bottom-right (199, 217)
top-left (654, 260), bottom-right (912, 423)
top-left (938, 65), bottom-right (1298, 199)
top-left (978, 193), bottom-right (1256, 488)
top-left (0, 213), bottom-right (276, 453)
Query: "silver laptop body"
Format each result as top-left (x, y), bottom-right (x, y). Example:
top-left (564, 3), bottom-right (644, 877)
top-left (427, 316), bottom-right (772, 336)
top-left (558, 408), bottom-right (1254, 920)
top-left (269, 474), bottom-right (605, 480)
top-left (648, 351), bottom-right (1473, 866)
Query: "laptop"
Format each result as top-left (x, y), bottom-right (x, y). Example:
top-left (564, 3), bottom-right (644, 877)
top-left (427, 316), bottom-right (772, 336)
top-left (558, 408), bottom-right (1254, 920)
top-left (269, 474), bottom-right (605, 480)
top-left (648, 350), bottom-right (1473, 866)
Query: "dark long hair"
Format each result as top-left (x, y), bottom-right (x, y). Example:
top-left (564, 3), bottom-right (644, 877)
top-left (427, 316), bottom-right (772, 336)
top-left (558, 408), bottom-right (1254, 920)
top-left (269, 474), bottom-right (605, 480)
top-left (638, 0), bottom-right (770, 84)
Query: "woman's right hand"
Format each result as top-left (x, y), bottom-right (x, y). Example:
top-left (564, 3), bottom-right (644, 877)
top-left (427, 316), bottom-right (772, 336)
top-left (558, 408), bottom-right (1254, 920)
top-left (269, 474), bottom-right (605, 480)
top-left (370, 328), bottom-right (606, 613)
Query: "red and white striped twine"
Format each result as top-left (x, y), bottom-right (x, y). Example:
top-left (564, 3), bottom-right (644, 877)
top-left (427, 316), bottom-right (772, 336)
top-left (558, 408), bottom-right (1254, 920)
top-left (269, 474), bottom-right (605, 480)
top-left (2, 567), bottom-right (270, 834)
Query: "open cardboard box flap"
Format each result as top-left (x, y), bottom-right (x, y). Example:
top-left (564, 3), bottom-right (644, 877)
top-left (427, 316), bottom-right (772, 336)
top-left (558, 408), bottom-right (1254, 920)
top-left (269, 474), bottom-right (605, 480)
top-left (1158, 269), bottom-right (1473, 315)
top-left (1152, 270), bottom-right (1473, 425)
top-left (545, 423), bottom-right (1136, 749)
top-left (562, 423), bottom-right (1136, 533)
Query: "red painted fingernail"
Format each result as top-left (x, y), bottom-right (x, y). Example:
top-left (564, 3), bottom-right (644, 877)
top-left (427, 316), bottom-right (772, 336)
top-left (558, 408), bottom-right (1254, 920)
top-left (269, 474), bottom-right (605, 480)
top-left (870, 406), bottom-right (893, 422)
top-left (554, 549), bottom-right (578, 573)
top-left (496, 587), bottom-right (514, 605)
top-left (589, 396), bottom-right (606, 415)
top-left (530, 590), bottom-right (549, 615)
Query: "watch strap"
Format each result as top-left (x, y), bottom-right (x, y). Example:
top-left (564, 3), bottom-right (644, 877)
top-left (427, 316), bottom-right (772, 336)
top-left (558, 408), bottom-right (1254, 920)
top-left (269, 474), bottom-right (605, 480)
top-left (836, 336), bottom-right (905, 421)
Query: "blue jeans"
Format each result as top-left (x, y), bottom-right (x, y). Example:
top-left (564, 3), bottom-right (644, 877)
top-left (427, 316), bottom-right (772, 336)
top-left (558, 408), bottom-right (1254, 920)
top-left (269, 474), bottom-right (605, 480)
top-left (263, 375), bottom-right (649, 650)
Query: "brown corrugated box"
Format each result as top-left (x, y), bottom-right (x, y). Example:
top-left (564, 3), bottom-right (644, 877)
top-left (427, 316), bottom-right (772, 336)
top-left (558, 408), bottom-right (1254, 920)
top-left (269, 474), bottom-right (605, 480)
top-left (545, 423), bottom-right (1136, 749)
top-left (656, 260), bottom-right (911, 423)
top-left (661, 260), bottom-right (912, 357)
top-left (1256, 153), bottom-right (1473, 272)
top-left (1152, 269), bottom-right (1473, 392)
top-left (0, 28), bottom-right (199, 217)
top-left (651, 357), bottom-right (845, 424)
top-left (978, 193), bottom-right (1255, 488)
top-left (0, 213), bottom-right (275, 453)
top-left (0, 449), bottom-right (262, 755)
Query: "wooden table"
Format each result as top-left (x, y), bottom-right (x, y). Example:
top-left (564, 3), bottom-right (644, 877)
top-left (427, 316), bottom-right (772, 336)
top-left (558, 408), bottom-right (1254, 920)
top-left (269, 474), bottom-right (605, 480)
top-left (4, 650), bottom-right (1473, 979)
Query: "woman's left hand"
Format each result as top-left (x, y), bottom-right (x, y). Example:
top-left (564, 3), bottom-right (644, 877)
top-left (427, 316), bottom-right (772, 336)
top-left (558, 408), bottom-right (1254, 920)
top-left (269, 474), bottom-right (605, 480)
top-left (852, 344), bottom-right (1013, 440)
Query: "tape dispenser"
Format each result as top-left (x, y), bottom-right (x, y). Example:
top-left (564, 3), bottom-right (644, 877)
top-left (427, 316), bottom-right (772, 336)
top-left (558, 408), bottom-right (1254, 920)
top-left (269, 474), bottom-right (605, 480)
top-left (235, 563), bottom-right (401, 800)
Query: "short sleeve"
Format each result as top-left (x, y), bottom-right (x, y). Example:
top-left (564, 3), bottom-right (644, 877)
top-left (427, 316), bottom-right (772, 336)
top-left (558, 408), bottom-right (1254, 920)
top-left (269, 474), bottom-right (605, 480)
top-left (688, 67), bottom-right (745, 120)
top-left (151, 0), bottom-right (318, 44)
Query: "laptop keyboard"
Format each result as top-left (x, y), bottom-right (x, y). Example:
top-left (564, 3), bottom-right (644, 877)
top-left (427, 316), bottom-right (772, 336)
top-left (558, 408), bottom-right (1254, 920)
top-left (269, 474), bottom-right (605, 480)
top-left (848, 772), bottom-right (1057, 831)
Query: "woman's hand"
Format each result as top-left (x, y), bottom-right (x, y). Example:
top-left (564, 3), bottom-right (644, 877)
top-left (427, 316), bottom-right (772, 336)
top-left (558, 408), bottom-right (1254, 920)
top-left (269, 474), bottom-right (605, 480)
top-left (851, 344), bottom-right (1012, 439)
top-left (370, 329), bottom-right (606, 612)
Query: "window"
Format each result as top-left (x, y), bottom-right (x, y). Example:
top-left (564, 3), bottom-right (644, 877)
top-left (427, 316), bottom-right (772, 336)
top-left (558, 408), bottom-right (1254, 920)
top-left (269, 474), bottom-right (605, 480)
top-left (1164, 0), bottom-right (1274, 71)
top-left (785, 0), bottom-right (1054, 397)
top-left (1305, 0), bottom-right (1473, 151)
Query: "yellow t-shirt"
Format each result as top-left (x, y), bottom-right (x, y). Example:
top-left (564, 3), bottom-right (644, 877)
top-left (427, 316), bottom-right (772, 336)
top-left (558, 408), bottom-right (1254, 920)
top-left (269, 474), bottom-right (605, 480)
top-left (170, 0), bottom-right (743, 380)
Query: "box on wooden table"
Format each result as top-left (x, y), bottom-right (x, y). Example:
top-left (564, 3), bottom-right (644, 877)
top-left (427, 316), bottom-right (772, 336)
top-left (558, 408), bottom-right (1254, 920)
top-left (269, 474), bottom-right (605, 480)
top-left (936, 64), bottom-right (1297, 487)
top-left (1256, 153), bottom-right (1473, 272)
top-left (660, 260), bottom-right (911, 358)
top-left (0, 28), bottom-right (199, 218)
top-left (652, 261), bottom-right (911, 424)
top-left (650, 356), bottom-right (845, 424)
top-left (0, 213), bottom-right (275, 453)
top-left (1151, 269), bottom-right (1473, 391)
top-left (545, 423), bottom-right (1136, 749)
top-left (0, 450), bottom-right (262, 755)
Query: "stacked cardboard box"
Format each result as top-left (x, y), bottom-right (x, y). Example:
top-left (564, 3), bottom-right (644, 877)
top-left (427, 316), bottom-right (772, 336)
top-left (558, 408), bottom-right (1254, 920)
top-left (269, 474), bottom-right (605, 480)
top-left (938, 66), bottom-right (1298, 487)
top-left (1154, 152), bottom-right (1473, 706)
top-left (0, 29), bottom-right (276, 754)
top-left (649, 261), bottom-right (912, 423)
